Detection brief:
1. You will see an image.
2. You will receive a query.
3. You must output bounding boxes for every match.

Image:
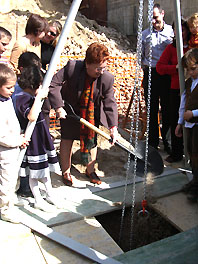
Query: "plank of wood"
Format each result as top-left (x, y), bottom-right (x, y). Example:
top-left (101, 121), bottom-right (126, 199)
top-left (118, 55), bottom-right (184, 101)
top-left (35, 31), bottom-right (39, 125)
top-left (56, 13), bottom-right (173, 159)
top-left (19, 212), bottom-right (122, 264)
top-left (34, 217), bottom-right (123, 263)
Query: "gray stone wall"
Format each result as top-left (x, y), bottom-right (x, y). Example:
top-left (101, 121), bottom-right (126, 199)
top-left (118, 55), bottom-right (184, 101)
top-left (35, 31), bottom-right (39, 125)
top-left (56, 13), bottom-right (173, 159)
top-left (107, 0), bottom-right (198, 41)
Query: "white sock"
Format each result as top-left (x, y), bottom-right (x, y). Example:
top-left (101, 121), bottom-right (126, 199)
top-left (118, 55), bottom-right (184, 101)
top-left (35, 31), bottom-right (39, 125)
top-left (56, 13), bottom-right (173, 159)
top-left (29, 178), bottom-right (44, 204)
top-left (41, 175), bottom-right (54, 198)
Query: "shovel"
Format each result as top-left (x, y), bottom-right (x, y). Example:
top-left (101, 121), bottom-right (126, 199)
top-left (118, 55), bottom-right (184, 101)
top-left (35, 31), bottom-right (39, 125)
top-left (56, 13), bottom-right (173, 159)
top-left (64, 103), bottom-right (164, 176)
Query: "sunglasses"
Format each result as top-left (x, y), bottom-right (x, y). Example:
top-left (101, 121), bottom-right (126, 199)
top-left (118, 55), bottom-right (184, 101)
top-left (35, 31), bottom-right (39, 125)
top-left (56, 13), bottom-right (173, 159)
top-left (49, 31), bottom-right (56, 37)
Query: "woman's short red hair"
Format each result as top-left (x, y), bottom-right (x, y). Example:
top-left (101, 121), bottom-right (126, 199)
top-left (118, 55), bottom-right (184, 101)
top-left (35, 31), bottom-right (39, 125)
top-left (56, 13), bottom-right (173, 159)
top-left (85, 42), bottom-right (109, 64)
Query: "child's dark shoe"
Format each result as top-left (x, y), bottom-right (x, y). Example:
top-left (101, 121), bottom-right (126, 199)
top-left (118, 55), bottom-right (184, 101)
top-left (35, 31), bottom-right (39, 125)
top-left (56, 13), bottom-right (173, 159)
top-left (181, 180), bottom-right (195, 193)
top-left (186, 186), bottom-right (198, 203)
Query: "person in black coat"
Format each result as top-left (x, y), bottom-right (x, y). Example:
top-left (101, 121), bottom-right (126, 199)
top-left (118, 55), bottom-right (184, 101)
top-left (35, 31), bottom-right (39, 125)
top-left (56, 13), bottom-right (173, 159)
top-left (41, 20), bottom-right (62, 70)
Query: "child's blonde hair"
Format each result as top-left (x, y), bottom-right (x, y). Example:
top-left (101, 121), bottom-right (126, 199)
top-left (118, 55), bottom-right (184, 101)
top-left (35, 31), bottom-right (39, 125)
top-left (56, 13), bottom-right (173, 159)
top-left (0, 63), bottom-right (16, 87)
top-left (187, 13), bottom-right (198, 28)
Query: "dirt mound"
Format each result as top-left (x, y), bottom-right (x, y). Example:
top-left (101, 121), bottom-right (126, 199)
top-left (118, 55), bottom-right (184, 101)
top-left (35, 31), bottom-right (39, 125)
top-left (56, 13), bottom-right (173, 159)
top-left (0, 1), bottom-right (133, 58)
top-left (0, 0), bottom-right (66, 16)
top-left (0, 0), bottom-right (137, 120)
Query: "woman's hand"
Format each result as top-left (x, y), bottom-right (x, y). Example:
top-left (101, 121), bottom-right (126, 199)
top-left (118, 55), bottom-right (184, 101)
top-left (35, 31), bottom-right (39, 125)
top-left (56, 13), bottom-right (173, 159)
top-left (56, 107), bottom-right (67, 119)
top-left (110, 126), bottom-right (118, 144)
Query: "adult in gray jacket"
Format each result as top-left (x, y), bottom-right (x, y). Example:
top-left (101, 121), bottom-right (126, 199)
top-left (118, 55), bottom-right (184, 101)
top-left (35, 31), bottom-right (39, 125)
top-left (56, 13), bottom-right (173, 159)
top-left (49, 42), bottom-right (118, 186)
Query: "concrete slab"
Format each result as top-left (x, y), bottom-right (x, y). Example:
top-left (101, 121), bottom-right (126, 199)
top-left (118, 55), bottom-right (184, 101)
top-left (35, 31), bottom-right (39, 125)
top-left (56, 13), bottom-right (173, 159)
top-left (34, 217), bottom-right (123, 264)
top-left (0, 166), bottom-right (196, 264)
top-left (88, 167), bottom-right (180, 193)
top-left (17, 166), bottom-right (189, 230)
top-left (19, 202), bottom-right (83, 226)
top-left (151, 192), bottom-right (198, 231)
top-left (50, 163), bottom-right (179, 193)
top-left (50, 171), bottom-right (130, 191)
top-left (0, 220), bottom-right (45, 264)
top-left (95, 171), bottom-right (189, 206)
top-left (19, 185), bottom-right (123, 227)
top-left (149, 173), bottom-right (189, 198)
top-left (114, 226), bottom-right (198, 264)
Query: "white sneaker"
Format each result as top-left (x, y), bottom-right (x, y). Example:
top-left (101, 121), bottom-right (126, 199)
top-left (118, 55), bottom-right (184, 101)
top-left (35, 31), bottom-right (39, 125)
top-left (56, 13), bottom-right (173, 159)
top-left (45, 195), bottom-right (65, 209)
top-left (14, 196), bottom-right (29, 207)
top-left (1, 207), bottom-right (21, 224)
top-left (34, 200), bottom-right (56, 213)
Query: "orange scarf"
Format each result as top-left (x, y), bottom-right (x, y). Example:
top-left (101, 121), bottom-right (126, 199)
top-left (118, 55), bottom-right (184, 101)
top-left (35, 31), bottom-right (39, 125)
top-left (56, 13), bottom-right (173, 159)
top-left (80, 78), bottom-right (95, 165)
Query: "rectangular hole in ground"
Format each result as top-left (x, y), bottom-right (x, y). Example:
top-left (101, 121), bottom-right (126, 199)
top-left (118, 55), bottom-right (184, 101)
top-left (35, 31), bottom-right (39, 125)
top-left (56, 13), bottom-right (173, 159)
top-left (96, 203), bottom-right (180, 252)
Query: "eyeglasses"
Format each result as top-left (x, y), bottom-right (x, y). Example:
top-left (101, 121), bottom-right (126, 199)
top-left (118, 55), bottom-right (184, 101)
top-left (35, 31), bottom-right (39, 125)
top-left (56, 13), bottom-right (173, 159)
top-left (96, 66), bottom-right (106, 72)
top-left (49, 31), bottom-right (56, 37)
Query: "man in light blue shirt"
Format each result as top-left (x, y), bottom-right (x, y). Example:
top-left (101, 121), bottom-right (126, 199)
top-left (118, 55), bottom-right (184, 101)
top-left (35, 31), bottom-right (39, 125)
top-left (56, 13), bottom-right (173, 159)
top-left (142, 3), bottom-right (174, 152)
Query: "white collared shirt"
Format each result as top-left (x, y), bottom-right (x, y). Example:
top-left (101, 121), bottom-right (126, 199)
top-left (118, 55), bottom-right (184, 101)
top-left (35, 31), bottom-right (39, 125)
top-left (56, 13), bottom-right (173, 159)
top-left (178, 78), bottom-right (198, 127)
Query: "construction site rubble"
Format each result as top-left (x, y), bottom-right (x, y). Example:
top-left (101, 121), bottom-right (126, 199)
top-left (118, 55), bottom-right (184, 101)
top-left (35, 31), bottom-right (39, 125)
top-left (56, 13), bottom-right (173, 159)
top-left (0, 9), bottom-right (145, 127)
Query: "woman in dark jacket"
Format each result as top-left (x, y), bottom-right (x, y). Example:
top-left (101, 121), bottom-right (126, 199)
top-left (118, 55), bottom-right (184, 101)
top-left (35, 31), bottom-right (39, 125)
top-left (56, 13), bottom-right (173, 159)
top-left (49, 42), bottom-right (118, 186)
top-left (41, 20), bottom-right (62, 70)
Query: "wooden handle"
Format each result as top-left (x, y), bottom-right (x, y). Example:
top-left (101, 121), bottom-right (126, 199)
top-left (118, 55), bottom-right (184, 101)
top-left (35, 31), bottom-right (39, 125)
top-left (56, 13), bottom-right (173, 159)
top-left (80, 117), bottom-right (141, 157)
top-left (80, 118), bottom-right (111, 141)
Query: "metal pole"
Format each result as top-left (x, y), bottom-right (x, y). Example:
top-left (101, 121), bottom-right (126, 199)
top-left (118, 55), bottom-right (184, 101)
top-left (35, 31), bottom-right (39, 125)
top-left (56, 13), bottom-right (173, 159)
top-left (17, 0), bottom-right (83, 167)
top-left (173, 0), bottom-right (189, 167)
top-left (173, 0), bottom-right (185, 95)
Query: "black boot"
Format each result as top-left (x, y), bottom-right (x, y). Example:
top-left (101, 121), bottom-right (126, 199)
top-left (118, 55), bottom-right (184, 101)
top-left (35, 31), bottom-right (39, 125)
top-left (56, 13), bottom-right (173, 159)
top-left (16, 176), bottom-right (33, 197)
top-left (181, 180), bottom-right (195, 193)
top-left (187, 186), bottom-right (198, 203)
top-left (186, 171), bottom-right (198, 202)
top-left (163, 140), bottom-right (171, 155)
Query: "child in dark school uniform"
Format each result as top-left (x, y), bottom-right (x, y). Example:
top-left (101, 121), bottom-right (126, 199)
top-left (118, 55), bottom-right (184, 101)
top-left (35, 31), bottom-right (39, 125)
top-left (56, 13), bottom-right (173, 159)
top-left (175, 48), bottom-right (198, 203)
top-left (16, 65), bottom-right (62, 211)
top-left (13, 51), bottom-right (49, 198)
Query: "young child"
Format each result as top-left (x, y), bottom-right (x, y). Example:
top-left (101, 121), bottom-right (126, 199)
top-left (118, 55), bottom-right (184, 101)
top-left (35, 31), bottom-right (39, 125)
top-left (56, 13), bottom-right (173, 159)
top-left (13, 52), bottom-right (50, 198)
top-left (0, 27), bottom-right (12, 64)
top-left (12, 51), bottom-right (43, 109)
top-left (16, 65), bottom-right (62, 211)
top-left (187, 13), bottom-right (198, 48)
top-left (175, 48), bottom-right (198, 203)
top-left (0, 63), bottom-right (28, 223)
